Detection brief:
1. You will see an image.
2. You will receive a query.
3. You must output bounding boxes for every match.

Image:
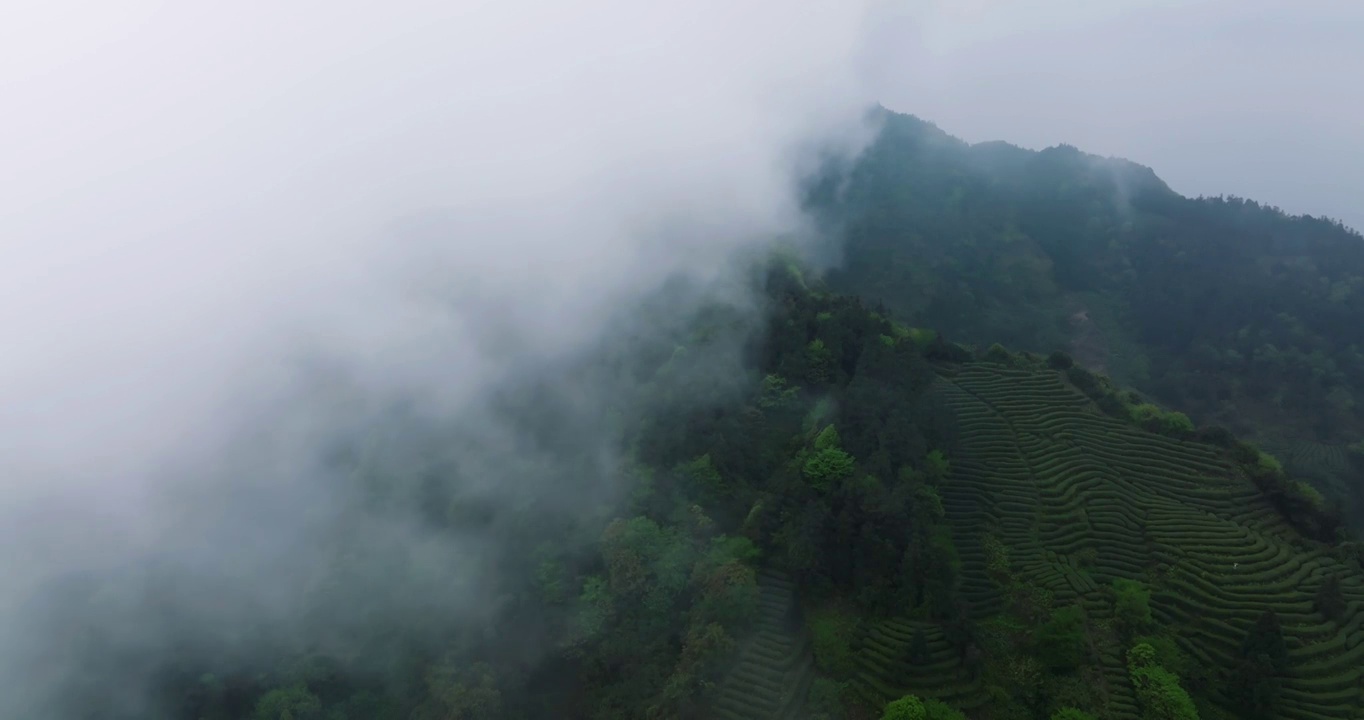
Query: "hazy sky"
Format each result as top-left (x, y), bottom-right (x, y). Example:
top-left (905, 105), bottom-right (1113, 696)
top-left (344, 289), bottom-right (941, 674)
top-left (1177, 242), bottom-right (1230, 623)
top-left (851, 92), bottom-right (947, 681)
top-left (874, 0), bottom-right (1364, 231)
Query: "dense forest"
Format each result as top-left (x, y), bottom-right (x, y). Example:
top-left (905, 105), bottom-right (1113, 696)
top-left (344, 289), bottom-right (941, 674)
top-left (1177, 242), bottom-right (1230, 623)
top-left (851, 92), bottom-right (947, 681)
top-left (19, 111), bottom-right (1364, 720)
top-left (28, 260), bottom-right (1364, 720)
top-left (808, 109), bottom-right (1364, 519)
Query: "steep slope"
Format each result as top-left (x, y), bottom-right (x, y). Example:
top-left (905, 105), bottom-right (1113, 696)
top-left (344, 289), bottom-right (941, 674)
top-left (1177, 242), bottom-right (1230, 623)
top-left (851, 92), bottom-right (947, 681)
top-left (847, 618), bottom-right (989, 713)
top-left (809, 109), bottom-right (1364, 478)
top-left (711, 569), bottom-right (815, 720)
top-left (701, 272), bottom-right (1364, 719)
top-left (919, 357), bottom-right (1364, 719)
top-left (90, 265), bottom-right (1364, 720)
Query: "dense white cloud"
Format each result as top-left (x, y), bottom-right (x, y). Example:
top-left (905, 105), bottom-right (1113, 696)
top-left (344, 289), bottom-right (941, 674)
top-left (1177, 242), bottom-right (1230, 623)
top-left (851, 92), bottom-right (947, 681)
top-left (0, 1), bottom-right (885, 714)
top-left (0, 0), bottom-right (875, 531)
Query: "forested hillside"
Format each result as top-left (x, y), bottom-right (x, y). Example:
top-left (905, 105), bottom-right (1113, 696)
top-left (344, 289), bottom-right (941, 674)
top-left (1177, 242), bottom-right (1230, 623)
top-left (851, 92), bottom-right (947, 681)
top-left (33, 262), bottom-right (1364, 720)
top-left (21, 112), bottom-right (1364, 720)
top-left (808, 109), bottom-right (1364, 517)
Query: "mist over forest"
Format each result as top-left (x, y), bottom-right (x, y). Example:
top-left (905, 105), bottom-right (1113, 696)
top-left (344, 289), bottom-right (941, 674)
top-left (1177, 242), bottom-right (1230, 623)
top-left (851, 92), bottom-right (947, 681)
top-left (4, 2), bottom-right (1364, 720)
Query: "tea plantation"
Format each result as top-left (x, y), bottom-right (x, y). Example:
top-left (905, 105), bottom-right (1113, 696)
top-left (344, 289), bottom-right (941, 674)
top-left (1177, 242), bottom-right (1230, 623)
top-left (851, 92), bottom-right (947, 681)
top-left (778, 357), bottom-right (1364, 720)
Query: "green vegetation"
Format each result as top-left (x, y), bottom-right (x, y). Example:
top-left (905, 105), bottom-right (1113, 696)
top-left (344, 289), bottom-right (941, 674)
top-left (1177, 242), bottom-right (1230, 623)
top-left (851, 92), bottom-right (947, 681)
top-left (33, 112), bottom-right (1364, 719)
top-left (709, 569), bottom-right (812, 720)
top-left (809, 108), bottom-right (1364, 520)
top-left (882, 693), bottom-right (966, 720)
top-left (637, 266), bottom-right (1364, 719)
top-left (1112, 579), bottom-right (1153, 637)
top-left (808, 677), bottom-right (849, 720)
top-left (1314, 574), bottom-right (1346, 620)
top-left (254, 685), bottom-right (322, 720)
top-left (43, 260), bottom-right (1364, 719)
top-left (802, 425), bottom-right (857, 490)
top-left (808, 604), bottom-right (859, 679)
top-left (906, 345), bottom-right (1364, 719)
top-left (1033, 606), bottom-right (1088, 671)
top-left (1127, 643), bottom-right (1199, 720)
top-left (1129, 404), bottom-right (1195, 437)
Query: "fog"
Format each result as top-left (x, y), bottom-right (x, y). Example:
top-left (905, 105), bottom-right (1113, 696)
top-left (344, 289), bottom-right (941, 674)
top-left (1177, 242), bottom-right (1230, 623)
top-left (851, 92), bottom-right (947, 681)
top-left (870, 0), bottom-right (1364, 231)
top-left (0, 1), bottom-right (886, 715)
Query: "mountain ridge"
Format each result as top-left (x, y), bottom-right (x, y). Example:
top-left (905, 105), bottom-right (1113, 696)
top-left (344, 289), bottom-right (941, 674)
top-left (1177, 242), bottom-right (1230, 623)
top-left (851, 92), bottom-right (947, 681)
top-left (865, 106), bottom-right (1356, 234)
top-left (813, 109), bottom-right (1364, 523)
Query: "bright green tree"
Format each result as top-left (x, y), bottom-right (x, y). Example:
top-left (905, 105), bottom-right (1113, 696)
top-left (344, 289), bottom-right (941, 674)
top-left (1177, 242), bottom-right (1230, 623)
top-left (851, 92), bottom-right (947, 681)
top-left (882, 695), bottom-right (925, 720)
top-left (804, 425), bottom-right (856, 490)
top-left (881, 694), bottom-right (966, 720)
top-left (1127, 643), bottom-right (1199, 720)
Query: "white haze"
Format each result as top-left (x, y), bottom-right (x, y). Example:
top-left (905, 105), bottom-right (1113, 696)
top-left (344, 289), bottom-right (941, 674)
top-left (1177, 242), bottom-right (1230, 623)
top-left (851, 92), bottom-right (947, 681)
top-left (0, 0), bottom-right (887, 715)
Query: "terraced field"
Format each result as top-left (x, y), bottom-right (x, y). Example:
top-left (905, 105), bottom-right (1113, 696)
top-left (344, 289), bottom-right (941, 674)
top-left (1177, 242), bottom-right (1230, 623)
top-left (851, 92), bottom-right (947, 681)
top-left (859, 361), bottom-right (1364, 719)
top-left (1261, 438), bottom-right (1357, 501)
top-left (1276, 440), bottom-right (1354, 478)
top-left (711, 569), bottom-right (814, 720)
top-left (847, 618), bottom-right (989, 713)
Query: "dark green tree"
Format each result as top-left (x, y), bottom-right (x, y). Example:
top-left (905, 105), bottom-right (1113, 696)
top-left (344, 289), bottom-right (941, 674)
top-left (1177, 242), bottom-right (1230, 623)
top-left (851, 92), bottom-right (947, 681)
top-left (909, 627), bottom-right (931, 664)
top-left (1033, 606), bottom-right (1088, 671)
top-left (1112, 579), bottom-right (1153, 636)
top-left (253, 685), bottom-right (322, 720)
top-left (412, 662), bottom-right (503, 720)
top-left (1229, 610), bottom-right (1289, 719)
top-left (1314, 574), bottom-right (1347, 620)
